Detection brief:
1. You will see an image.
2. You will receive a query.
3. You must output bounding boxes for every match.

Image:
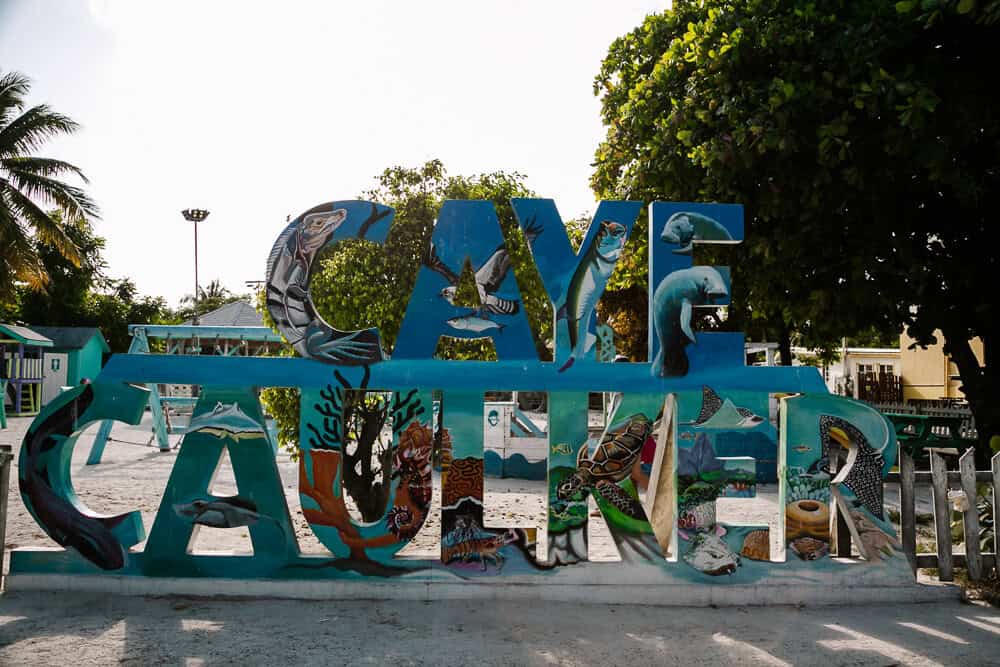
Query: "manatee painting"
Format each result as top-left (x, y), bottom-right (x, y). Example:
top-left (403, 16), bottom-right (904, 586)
top-left (660, 211), bottom-right (733, 255)
top-left (651, 266), bottom-right (728, 377)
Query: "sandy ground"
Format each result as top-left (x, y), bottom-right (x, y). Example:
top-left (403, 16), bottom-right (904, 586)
top-left (1, 593), bottom-right (999, 665)
top-left (2, 414), bottom-right (996, 665)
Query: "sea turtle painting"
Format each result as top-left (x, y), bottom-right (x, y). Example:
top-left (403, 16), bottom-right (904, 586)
top-left (556, 414), bottom-right (653, 518)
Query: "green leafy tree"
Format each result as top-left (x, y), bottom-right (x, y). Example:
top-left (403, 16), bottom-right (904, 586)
top-left (11, 216), bottom-right (170, 352)
top-left (1, 70), bottom-right (98, 303)
top-left (16, 213), bottom-right (105, 326)
top-left (592, 0), bottom-right (999, 449)
top-left (88, 278), bottom-right (170, 352)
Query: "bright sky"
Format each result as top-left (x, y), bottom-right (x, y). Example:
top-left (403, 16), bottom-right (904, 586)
top-left (0, 0), bottom-right (663, 306)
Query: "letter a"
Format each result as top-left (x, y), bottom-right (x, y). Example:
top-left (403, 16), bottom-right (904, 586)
top-left (395, 200), bottom-right (537, 360)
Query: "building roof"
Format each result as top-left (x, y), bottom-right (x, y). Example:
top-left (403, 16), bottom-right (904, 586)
top-left (29, 326), bottom-right (110, 353)
top-left (0, 323), bottom-right (54, 347)
top-left (182, 300), bottom-right (265, 327)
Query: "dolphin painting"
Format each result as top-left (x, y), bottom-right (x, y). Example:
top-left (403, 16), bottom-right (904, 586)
top-left (660, 212), bottom-right (733, 255)
top-left (557, 220), bottom-right (627, 372)
top-left (651, 266), bottom-right (728, 377)
top-left (18, 386), bottom-right (135, 570)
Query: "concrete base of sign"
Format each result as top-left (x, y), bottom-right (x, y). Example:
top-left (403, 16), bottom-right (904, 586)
top-left (5, 573), bottom-right (958, 607)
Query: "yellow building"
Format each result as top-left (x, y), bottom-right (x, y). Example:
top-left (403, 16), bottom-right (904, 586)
top-left (900, 330), bottom-right (984, 402)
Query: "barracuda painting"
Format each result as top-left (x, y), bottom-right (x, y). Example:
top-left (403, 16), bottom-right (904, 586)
top-left (13, 196), bottom-right (913, 605)
top-left (557, 220), bottom-right (627, 372)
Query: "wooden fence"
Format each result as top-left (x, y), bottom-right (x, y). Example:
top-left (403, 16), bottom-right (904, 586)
top-left (884, 448), bottom-right (998, 582)
top-left (857, 371), bottom-right (902, 403)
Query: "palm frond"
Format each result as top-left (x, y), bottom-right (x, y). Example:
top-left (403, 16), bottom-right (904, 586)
top-left (3, 169), bottom-right (100, 222)
top-left (0, 69), bottom-right (96, 293)
top-left (0, 182), bottom-right (82, 266)
top-left (0, 71), bottom-right (30, 100)
top-left (0, 71), bottom-right (30, 127)
top-left (1, 156), bottom-right (88, 182)
top-left (0, 205), bottom-right (46, 295)
top-left (0, 104), bottom-right (79, 158)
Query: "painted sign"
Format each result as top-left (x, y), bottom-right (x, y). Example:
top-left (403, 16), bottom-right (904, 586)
top-left (14, 199), bottom-right (908, 591)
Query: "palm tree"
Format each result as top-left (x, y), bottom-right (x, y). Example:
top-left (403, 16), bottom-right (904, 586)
top-left (0, 70), bottom-right (99, 302)
top-left (180, 279), bottom-right (232, 306)
top-left (179, 279), bottom-right (245, 319)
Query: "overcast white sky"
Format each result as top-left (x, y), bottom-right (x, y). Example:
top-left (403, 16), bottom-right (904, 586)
top-left (0, 0), bottom-right (663, 305)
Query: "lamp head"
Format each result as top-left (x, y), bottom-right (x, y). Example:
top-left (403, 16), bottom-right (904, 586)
top-left (182, 208), bottom-right (210, 222)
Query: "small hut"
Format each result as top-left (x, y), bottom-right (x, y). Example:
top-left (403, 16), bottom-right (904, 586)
top-left (0, 323), bottom-right (53, 416)
top-left (30, 327), bottom-right (110, 405)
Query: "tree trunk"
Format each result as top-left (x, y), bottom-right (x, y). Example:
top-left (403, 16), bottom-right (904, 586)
top-left (777, 318), bottom-right (793, 366)
top-left (942, 328), bottom-right (997, 465)
top-left (341, 392), bottom-right (392, 522)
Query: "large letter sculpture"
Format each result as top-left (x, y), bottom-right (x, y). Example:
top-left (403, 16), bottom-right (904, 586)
top-left (13, 197), bottom-right (913, 600)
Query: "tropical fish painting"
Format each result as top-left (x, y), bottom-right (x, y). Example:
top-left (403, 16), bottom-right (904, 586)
top-left (683, 531), bottom-right (741, 576)
top-left (446, 314), bottom-right (505, 334)
top-left (174, 495), bottom-right (276, 530)
top-left (550, 442), bottom-right (573, 456)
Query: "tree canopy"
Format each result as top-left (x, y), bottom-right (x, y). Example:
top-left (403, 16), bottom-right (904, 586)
top-left (592, 0), bottom-right (999, 448)
top-left (1, 70), bottom-right (97, 303)
top-left (4, 216), bottom-right (170, 352)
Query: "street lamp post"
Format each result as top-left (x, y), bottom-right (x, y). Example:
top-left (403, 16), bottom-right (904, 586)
top-left (181, 208), bottom-right (210, 325)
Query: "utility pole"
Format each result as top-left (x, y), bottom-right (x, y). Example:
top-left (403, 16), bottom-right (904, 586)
top-left (181, 208), bottom-right (210, 324)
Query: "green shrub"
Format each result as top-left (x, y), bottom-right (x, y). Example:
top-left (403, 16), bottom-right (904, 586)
top-left (261, 386), bottom-right (300, 458)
